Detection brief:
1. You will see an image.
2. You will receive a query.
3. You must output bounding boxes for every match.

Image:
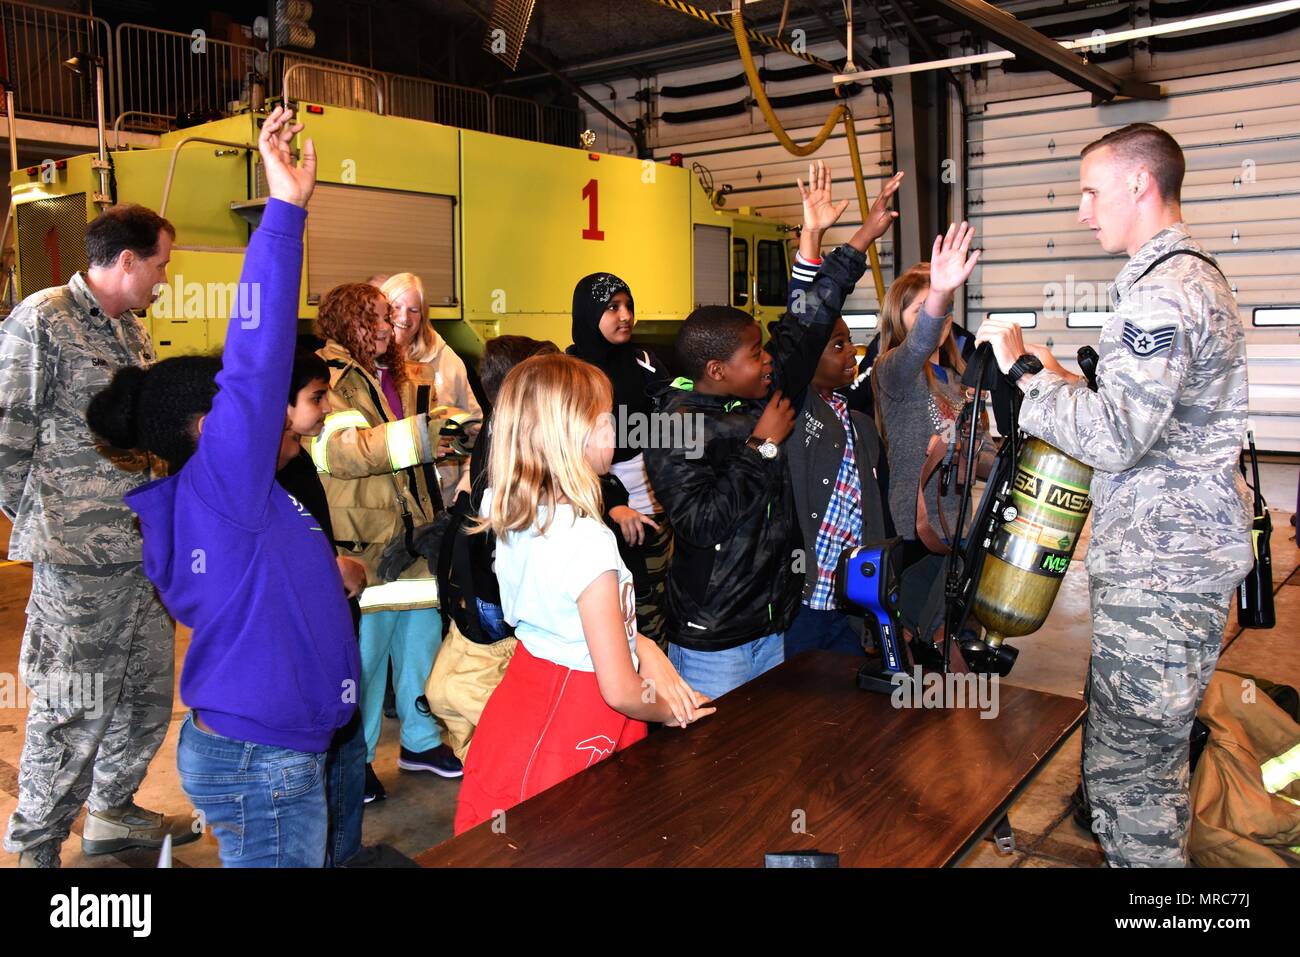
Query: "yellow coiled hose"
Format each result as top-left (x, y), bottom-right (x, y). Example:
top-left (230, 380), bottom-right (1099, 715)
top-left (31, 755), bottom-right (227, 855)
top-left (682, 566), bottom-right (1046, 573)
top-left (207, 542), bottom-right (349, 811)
top-left (730, 8), bottom-right (888, 304)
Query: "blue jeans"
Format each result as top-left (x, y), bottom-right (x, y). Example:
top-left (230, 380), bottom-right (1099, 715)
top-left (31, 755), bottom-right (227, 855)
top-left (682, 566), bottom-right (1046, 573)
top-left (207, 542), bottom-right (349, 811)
top-left (325, 713), bottom-right (365, 867)
top-left (667, 633), bottom-right (784, 701)
top-left (784, 606), bottom-right (865, 660)
top-left (177, 714), bottom-right (327, 868)
top-left (359, 607), bottom-right (442, 761)
top-left (476, 598), bottom-right (511, 642)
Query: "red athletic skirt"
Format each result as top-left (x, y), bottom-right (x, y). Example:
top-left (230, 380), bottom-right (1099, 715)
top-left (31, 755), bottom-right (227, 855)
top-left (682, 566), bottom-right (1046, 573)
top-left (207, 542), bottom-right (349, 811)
top-left (454, 641), bottom-right (648, 835)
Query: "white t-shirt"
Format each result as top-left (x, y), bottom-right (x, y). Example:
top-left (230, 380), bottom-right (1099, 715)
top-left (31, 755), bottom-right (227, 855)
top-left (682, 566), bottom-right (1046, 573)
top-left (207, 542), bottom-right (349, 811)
top-left (609, 452), bottom-right (661, 515)
top-left (486, 492), bottom-right (639, 673)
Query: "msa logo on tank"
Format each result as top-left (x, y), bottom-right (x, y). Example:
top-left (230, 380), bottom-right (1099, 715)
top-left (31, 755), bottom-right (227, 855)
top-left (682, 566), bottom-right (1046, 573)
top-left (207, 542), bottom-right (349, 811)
top-left (1120, 320), bottom-right (1177, 358)
top-left (1013, 468), bottom-right (1089, 514)
top-left (990, 463), bottom-right (1092, 579)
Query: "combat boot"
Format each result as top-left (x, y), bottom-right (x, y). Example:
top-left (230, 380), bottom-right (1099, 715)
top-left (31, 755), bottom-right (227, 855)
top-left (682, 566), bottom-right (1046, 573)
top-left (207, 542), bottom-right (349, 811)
top-left (17, 840), bottom-right (61, 868)
top-left (82, 802), bottom-right (202, 855)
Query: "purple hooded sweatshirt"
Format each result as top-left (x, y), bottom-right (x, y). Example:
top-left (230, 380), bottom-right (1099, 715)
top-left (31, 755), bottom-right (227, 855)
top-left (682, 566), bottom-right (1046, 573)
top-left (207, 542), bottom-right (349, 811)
top-left (125, 198), bottom-right (360, 753)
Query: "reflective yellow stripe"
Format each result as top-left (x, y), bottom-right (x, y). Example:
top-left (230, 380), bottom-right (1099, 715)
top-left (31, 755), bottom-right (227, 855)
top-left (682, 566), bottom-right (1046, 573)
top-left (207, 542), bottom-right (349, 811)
top-left (311, 410), bottom-right (369, 473)
top-left (385, 417), bottom-right (421, 471)
top-left (1261, 741), bottom-right (1300, 795)
top-left (358, 576), bottom-right (439, 609)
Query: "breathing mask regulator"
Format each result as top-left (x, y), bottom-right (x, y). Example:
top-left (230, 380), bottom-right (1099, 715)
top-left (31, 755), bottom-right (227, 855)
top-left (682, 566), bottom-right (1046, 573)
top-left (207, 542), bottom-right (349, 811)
top-left (377, 412), bottom-right (483, 583)
top-left (839, 342), bottom-right (1100, 691)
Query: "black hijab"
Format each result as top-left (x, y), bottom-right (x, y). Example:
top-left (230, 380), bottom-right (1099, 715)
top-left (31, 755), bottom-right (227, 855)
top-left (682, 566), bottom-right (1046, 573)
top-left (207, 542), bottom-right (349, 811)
top-left (569, 272), bottom-right (652, 462)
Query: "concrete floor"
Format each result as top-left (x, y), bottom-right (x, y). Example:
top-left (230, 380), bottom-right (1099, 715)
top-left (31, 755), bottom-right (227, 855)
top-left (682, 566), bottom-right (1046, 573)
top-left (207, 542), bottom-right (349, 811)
top-left (1, 462), bottom-right (1297, 868)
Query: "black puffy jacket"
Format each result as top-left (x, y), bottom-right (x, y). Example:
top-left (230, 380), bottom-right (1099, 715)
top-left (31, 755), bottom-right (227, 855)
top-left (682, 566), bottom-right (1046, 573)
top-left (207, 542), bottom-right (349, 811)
top-left (646, 244), bottom-right (867, 650)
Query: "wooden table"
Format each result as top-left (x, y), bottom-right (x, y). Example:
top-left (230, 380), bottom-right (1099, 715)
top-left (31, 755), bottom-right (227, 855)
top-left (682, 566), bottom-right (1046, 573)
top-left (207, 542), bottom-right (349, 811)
top-left (418, 651), bottom-right (1085, 867)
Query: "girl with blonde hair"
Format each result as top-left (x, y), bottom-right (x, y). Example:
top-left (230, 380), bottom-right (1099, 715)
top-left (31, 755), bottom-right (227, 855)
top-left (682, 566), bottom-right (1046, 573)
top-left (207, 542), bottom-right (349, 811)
top-left (872, 224), bottom-right (985, 646)
top-left (453, 353), bottom-right (712, 834)
top-left (381, 272), bottom-right (483, 504)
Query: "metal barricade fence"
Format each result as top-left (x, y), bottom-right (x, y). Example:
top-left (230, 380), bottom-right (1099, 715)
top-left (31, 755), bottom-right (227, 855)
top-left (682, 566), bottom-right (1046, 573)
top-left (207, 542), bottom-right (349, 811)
top-left (114, 23), bottom-right (260, 129)
top-left (0, 1), bottom-right (112, 124)
top-left (271, 50), bottom-right (383, 113)
top-left (386, 73), bottom-right (490, 131)
top-left (541, 102), bottom-right (582, 148)
top-left (0, 4), bottom-right (583, 151)
top-left (492, 93), bottom-right (540, 142)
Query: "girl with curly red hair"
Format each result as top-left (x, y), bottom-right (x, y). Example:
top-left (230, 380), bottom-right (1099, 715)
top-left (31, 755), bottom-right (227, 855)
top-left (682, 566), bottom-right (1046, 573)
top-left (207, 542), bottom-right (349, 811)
top-left (312, 281), bottom-right (469, 801)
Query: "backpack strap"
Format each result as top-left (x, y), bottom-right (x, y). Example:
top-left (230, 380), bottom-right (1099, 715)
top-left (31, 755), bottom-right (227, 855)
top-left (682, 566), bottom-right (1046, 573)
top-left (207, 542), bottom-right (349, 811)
top-left (435, 491), bottom-right (484, 643)
top-left (915, 435), bottom-right (952, 555)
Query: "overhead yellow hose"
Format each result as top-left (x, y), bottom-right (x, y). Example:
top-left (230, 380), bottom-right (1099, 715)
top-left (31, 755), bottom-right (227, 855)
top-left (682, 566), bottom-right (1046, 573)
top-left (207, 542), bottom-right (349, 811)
top-left (646, 0), bottom-right (837, 71)
top-left (841, 112), bottom-right (888, 305)
top-left (730, 8), bottom-right (887, 304)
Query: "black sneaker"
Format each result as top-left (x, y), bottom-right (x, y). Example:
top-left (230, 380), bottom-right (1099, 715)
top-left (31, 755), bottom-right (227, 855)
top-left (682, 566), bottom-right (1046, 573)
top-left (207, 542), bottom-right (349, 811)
top-left (398, 744), bottom-right (463, 778)
top-left (364, 764), bottom-right (387, 805)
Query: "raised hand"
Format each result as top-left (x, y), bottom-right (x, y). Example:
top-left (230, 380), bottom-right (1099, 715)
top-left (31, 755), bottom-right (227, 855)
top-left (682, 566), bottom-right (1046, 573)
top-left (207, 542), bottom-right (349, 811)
top-left (854, 170), bottom-right (905, 247)
top-left (259, 104), bottom-right (317, 209)
top-left (797, 159), bottom-right (850, 234)
top-left (928, 221), bottom-right (980, 294)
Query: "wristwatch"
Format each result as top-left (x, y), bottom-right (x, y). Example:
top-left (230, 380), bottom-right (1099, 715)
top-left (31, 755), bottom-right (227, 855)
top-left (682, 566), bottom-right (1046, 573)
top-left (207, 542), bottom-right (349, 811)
top-left (746, 435), bottom-right (779, 460)
top-left (1008, 354), bottom-right (1044, 385)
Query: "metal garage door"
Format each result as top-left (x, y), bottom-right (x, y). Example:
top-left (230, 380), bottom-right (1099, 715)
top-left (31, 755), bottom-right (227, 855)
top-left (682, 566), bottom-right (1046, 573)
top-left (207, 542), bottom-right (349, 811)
top-left (306, 183), bottom-right (456, 306)
top-left (966, 61), bottom-right (1300, 452)
top-left (692, 223), bottom-right (730, 307)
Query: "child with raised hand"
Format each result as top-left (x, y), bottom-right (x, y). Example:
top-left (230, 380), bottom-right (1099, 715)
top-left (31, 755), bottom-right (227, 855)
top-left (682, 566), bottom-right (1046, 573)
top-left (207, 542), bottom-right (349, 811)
top-left (88, 106), bottom-right (359, 867)
top-left (644, 159), bottom-right (900, 701)
top-left (871, 222), bottom-right (984, 648)
top-left (453, 353), bottom-right (712, 835)
top-left (782, 168), bottom-right (902, 658)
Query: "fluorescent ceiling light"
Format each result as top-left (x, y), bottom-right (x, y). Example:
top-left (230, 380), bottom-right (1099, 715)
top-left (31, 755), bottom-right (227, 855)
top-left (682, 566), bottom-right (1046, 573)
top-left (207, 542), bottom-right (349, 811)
top-left (833, 0), bottom-right (1300, 82)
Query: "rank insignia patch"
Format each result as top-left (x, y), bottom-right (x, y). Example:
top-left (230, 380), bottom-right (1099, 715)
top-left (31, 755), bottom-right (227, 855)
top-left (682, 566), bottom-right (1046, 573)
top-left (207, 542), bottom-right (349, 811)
top-left (1120, 321), bottom-right (1177, 358)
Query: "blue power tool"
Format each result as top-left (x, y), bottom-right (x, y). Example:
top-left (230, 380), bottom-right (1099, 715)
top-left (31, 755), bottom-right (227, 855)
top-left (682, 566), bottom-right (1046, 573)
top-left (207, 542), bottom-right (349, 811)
top-left (836, 537), bottom-right (913, 694)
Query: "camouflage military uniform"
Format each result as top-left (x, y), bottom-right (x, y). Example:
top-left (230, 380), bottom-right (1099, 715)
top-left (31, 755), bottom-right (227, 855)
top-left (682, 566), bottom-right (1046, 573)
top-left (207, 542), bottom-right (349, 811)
top-left (1018, 223), bottom-right (1252, 867)
top-left (0, 272), bottom-right (174, 855)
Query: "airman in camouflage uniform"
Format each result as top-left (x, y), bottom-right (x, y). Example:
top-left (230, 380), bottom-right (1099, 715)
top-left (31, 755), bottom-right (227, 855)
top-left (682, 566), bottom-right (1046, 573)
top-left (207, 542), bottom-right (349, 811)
top-left (0, 207), bottom-right (193, 866)
top-left (978, 124), bottom-right (1253, 867)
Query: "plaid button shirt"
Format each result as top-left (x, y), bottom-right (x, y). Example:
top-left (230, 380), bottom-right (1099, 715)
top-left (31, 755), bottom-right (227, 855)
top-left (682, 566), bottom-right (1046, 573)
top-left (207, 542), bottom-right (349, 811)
top-left (808, 392), bottom-right (863, 610)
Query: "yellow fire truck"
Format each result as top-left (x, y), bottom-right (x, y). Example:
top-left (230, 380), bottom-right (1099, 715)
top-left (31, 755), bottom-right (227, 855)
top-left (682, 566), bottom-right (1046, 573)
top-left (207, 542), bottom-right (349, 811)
top-left (7, 101), bottom-right (791, 361)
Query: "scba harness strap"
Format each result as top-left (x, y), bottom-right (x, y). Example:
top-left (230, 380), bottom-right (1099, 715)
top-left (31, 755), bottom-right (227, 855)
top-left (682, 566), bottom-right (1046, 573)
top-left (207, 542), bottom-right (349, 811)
top-left (1132, 247), bottom-right (1225, 286)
